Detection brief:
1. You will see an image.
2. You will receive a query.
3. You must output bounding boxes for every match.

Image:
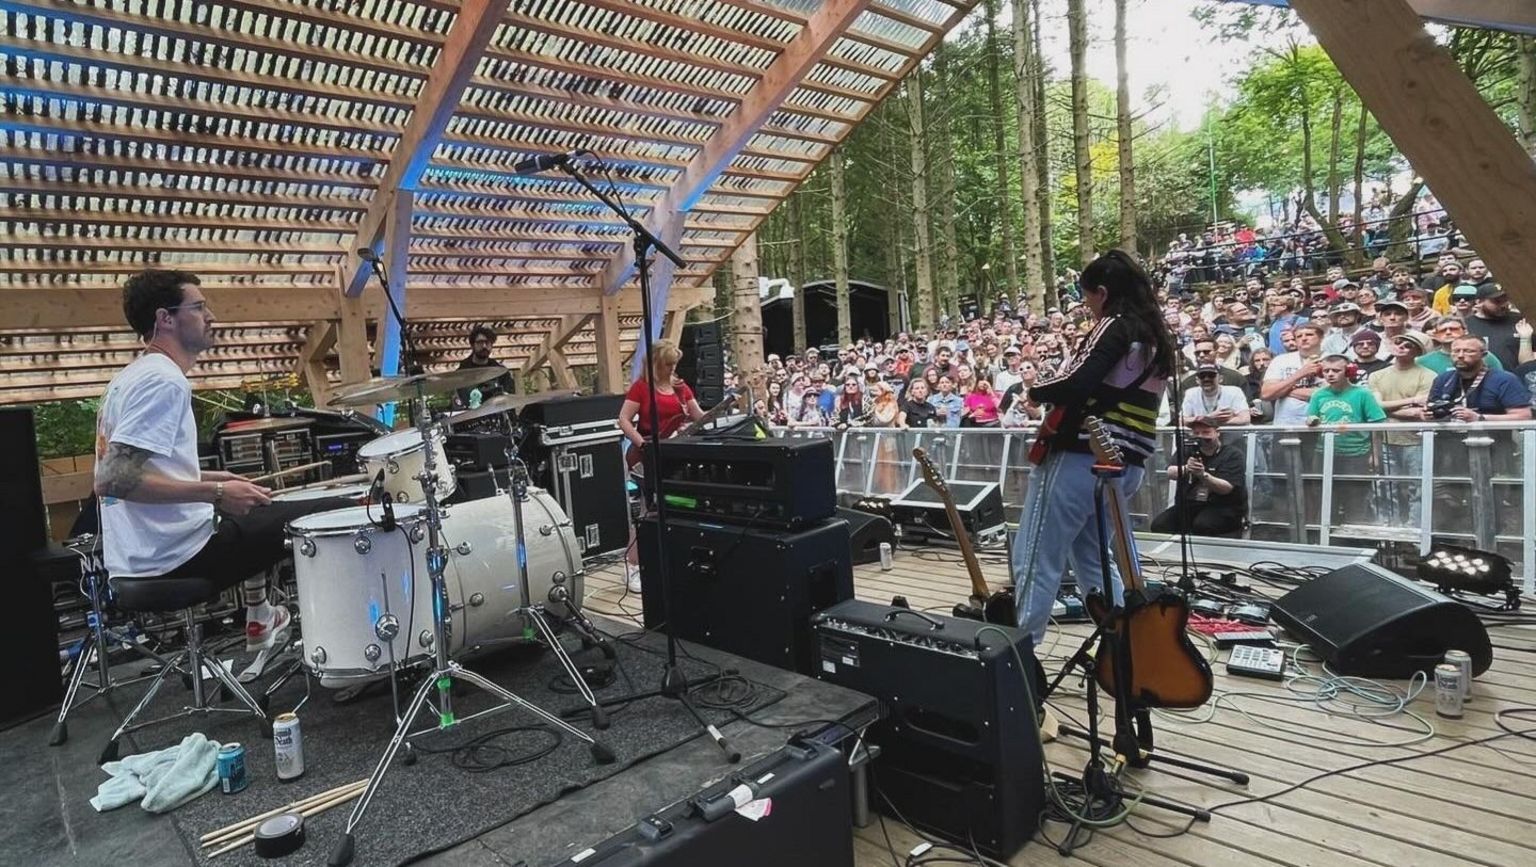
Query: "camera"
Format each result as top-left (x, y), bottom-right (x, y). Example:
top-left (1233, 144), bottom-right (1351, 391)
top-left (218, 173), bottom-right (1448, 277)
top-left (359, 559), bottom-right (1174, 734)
top-left (1178, 433), bottom-right (1203, 456)
top-left (1427, 398), bottom-right (1457, 420)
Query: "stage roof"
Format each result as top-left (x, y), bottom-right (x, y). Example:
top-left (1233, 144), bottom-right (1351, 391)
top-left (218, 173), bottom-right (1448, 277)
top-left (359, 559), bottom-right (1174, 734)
top-left (0, 0), bottom-right (978, 403)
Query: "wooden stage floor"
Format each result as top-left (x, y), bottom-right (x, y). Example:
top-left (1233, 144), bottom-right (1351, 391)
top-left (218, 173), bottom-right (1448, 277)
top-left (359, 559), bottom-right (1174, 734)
top-left (580, 544), bottom-right (1536, 867)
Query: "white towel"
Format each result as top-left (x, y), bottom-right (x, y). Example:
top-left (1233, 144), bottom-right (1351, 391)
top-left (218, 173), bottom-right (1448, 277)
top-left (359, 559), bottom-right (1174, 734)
top-left (90, 732), bottom-right (223, 814)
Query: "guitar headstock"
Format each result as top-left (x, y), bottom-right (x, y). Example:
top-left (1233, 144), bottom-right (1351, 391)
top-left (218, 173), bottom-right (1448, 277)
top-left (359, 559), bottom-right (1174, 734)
top-left (913, 447), bottom-right (947, 497)
top-left (1085, 416), bottom-right (1124, 468)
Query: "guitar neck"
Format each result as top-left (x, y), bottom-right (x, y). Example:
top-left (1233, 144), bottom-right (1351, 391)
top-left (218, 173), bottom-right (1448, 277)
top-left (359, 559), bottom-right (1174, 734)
top-left (1099, 480), bottom-right (1144, 594)
top-left (943, 498), bottom-right (992, 600)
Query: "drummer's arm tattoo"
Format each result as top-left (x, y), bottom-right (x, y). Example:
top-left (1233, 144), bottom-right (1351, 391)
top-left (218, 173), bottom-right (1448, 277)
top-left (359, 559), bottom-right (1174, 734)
top-left (96, 442), bottom-right (154, 499)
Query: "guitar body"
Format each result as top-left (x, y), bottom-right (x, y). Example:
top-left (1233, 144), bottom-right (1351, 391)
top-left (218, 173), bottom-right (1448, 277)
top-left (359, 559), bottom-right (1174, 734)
top-left (1085, 591), bottom-right (1213, 709)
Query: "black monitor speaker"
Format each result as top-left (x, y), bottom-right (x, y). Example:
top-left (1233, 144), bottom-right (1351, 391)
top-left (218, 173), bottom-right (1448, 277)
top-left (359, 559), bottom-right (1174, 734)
top-left (1, 407), bottom-right (63, 726)
top-left (1271, 562), bottom-right (1492, 678)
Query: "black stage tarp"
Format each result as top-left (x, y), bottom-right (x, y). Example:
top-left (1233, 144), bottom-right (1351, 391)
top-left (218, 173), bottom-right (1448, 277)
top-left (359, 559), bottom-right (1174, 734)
top-left (2, 616), bottom-right (876, 867)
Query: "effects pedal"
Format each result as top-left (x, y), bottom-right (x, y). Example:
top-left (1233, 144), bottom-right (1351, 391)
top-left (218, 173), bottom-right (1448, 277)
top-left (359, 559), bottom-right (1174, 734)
top-left (1225, 645), bottom-right (1286, 681)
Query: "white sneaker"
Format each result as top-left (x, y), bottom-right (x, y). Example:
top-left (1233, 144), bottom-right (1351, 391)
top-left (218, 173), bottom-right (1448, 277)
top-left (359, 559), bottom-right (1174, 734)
top-left (626, 572), bottom-right (643, 595)
top-left (245, 605), bottom-right (291, 652)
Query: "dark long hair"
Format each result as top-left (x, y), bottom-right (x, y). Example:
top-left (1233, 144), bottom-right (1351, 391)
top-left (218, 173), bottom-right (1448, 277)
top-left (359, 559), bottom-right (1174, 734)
top-left (1080, 249), bottom-right (1177, 379)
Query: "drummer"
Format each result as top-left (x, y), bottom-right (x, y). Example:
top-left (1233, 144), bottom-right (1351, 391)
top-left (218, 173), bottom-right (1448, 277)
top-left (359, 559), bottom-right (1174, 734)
top-left (615, 339), bottom-right (707, 592)
top-left (452, 324), bottom-right (516, 409)
top-left (94, 270), bottom-right (358, 651)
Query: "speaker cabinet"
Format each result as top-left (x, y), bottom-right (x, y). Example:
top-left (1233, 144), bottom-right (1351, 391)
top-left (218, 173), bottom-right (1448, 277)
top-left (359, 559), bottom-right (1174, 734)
top-left (1, 407), bottom-right (62, 726)
top-left (837, 506), bottom-right (895, 566)
top-left (638, 514), bottom-right (854, 674)
top-left (1272, 563), bottom-right (1492, 678)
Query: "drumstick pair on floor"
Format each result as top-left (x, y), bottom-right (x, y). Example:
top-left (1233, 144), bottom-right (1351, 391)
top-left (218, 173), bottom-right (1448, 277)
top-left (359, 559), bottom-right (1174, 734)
top-left (199, 778), bottom-right (367, 857)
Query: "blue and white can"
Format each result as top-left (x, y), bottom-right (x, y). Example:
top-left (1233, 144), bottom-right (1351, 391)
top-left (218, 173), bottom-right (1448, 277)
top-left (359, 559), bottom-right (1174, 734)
top-left (217, 743), bottom-right (248, 794)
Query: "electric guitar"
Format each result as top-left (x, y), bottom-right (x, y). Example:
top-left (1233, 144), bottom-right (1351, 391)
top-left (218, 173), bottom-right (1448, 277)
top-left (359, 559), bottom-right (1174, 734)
top-left (912, 447), bottom-right (1015, 625)
top-left (626, 393), bottom-right (738, 475)
top-left (1081, 417), bottom-right (1213, 710)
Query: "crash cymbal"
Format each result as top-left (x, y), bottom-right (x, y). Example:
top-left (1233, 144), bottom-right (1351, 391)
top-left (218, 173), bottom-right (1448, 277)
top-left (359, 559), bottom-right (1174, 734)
top-left (329, 367), bottom-right (510, 407)
top-left (447, 389), bottom-right (580, 427)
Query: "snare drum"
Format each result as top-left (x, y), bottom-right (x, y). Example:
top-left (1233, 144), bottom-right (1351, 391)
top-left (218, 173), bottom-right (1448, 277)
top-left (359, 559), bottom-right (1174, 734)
top-left (287, 492), bottom-right (584, 687)
top-left (356, 427), bottom-right (456, 504)
top-left (270, 481), bottom-right (372, 505)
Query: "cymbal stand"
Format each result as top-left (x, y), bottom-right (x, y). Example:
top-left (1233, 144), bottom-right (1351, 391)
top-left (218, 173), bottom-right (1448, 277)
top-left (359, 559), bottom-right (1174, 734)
top-left (328, 384), bottom-right (615, 867)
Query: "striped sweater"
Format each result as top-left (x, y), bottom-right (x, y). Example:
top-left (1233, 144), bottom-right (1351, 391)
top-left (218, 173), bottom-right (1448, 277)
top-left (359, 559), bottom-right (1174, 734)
top-left (1030, 315), bottom-right (1167, 466)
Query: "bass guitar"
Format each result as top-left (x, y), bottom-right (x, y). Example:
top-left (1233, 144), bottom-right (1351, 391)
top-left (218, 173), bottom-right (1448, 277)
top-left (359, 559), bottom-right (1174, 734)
top-left (1081, 417), bottom-right (1212, 710)
top-left (912, 447), bottom-right (1015, 625)
top-left (625, 393), bottom-right (738, 475)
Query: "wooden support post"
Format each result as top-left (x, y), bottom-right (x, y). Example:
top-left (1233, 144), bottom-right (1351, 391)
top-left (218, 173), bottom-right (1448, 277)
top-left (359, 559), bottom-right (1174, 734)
top-left (336, 287), bottom-right (372, 388)
top-left (662, 306), bottom-right (689, 345)
top-left (295, 320), bottom-right (338, 406)
top-left (593, 291), bottom-right (623, 394)
top-left (1290, 0), bottom-right (1536, 317)
top-left (731, 233), bottom-right (766, 408)
top-left (520, 314), bottom-right (595, 378)
top-left (377, 190), bottom-right (413, 379)
top-left (547, 349), bottom-right (579, 391)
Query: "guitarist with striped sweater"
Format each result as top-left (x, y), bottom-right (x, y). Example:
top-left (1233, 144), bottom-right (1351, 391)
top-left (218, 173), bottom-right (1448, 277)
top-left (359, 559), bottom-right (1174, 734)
top-left (1012, 250), bottom-right (1176, 645)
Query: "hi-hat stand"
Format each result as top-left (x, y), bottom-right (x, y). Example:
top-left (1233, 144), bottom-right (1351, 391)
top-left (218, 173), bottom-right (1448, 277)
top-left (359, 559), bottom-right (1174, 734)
top-left (1039, 462), bottom-right (1244, 855)
top-left (550, 156), bottom-right (740, 764)
top-left (328, 382), bottom-right (614, 867)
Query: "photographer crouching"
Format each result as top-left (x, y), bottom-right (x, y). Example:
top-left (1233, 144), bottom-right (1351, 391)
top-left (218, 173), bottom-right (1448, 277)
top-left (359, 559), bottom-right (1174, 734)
top-left (1150, 417), bottom-right (1247, 537)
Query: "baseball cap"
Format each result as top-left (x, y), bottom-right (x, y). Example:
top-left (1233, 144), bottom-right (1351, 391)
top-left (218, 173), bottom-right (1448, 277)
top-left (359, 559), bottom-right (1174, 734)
top-left (1187, 415), bottom-right (1219, 429)
top-left (1476, 282), bottom-right (1508, 300)
top-left (1451, 283), bottom-right (1480, 300)
top-left (1003, 345), bottom-right (1021, 356)
top-left (1333, 278), bottom-right (1359, 291)
top-left (1377, 298), bottom-right (1408, 312)
top-left (1396, 331), bottom-right (1431, 353)
top-left (1331, 302), bottom-right (1362, 316)
top-left (1195, 364), bottom-right (1220, 376)
top-left (1350, 329), bottom-right (1381, 346)
top-left (1311, 287), bottom-right (1339, 304)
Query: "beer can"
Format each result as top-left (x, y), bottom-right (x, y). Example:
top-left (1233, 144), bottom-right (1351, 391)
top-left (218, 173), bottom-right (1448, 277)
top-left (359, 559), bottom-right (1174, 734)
top-left (273, 713), bottom-right (305, 781)
top-left (1434, 664), bottom-right (1464, 719)
top-left (1444, 649), bottom-right (1473, 701)
top-left (217, 743), bottom-right (247, 794)
top-left (879, 542), bottom-right (893, 571)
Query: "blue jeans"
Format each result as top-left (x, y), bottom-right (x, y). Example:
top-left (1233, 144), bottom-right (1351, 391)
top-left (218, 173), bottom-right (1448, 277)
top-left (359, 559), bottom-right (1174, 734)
top-left (1011, 450), bottom-right (1146, 644)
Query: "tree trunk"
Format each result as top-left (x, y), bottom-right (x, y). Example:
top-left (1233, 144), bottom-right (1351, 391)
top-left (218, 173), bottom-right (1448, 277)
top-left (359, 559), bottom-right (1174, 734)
top-left (1011, 0), bottom-right (1046, 314)
top-left (1325, 87), bottom-right (1343, 228)
top-left (1520, 36), bottom-right (1536, 156)
top-left (934, 43), bottom-right (962, 317)
top-left (1300, 110), bottom-right (1352, 257)
top-left (731, 233), bottom-right (766, 406)
top-left (831, 148), bottom-right (852, 344)
top-left (1068, 0), bottom-right (1094, 265)
top-left (1351, 101), bottom-right (1368, 252)
top-left (984, 0), bottom-right (1019, 307)
top-left (1033, 0), bottom-right (1054, 302)
top-left (1114, 0), bottom-right (1137, 253)
top-left (789, 191), bottom-right (809, 353)
top-left (909, 72), bottom-right (937, 331)
top-left (1386, 177), bottom-right (1426, 259)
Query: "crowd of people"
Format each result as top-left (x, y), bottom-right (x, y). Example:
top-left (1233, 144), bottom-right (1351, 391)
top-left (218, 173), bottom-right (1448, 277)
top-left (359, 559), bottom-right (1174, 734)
top-left (748, 252), bottom-right (1535, 439)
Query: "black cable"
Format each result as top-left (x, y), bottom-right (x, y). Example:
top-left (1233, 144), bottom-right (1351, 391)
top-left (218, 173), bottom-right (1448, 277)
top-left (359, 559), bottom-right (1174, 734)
top-left (409, 723), bottom-right (563, 773)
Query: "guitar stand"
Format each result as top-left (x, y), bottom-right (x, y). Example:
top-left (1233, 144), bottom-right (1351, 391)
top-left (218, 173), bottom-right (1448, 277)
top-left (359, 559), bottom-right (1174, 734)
top-left (1039, 463), bottom-right (1244, 854)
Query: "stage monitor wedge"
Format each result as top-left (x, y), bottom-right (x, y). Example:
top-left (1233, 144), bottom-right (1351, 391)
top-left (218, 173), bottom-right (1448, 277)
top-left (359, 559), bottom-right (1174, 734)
top-left (1271, 563), bottom-right (1492, 678)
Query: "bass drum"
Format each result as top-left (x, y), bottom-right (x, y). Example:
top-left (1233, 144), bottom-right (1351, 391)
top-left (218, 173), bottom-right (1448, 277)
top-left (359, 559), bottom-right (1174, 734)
top-left (437, 489), bottom-right (585, 651)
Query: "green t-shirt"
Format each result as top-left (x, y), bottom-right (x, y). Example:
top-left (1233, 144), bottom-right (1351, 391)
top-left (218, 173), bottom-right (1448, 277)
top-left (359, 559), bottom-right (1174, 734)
top-left (1306, 384), bottom-right (1387, 455)
top-left (1418, 349), bottom-right (1504, 375)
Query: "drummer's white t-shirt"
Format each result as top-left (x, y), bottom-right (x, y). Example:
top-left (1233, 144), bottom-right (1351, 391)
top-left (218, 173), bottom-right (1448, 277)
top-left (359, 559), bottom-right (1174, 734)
top-left (95, 354), bottom-right (214, 577)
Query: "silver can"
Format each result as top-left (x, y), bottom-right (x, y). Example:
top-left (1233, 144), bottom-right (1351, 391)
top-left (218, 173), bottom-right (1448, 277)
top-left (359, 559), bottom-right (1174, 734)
top-left (1444, 649), bottom-right (1472, 702)
top-left (1434, 664), bottom-right (1464, 719)
top-left (273, 712), bottom-right (305, 781)
top-left (879, 542), bottom-right (893, 571)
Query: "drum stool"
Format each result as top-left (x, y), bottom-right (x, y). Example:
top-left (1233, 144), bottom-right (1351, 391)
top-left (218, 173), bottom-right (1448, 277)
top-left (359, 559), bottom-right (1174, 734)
top-left (98, 574), bottom-right (269, 765)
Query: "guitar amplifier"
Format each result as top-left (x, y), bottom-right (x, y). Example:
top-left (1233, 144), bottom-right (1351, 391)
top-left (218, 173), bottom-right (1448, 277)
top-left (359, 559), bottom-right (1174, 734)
top-left (543, 739), bottom-right (852, 867)
top-left (812, 599), bottom-right (1044, 859)
top-left (518, 394), bottom-right (625, 434)
top-left (649, 436), bottom-right (836, 529)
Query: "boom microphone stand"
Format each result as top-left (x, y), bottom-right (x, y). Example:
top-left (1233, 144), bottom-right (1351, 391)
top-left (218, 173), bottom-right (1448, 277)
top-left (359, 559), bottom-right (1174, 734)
top-left (553, 157), bottom-right (740, 763)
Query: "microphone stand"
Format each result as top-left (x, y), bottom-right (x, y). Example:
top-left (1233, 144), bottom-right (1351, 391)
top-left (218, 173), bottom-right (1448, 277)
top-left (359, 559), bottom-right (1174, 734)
top-left (360, 251), bottom-right (424, 426)
top-left (555, 160), bottom-right (740, 763)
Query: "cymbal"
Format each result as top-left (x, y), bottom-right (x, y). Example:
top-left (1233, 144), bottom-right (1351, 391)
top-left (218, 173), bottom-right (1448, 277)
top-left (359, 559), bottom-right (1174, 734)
top-left (447, 389), bottom-right (581, 426)
top-left (330, 367), bottom-right (509, 407)
top-left (223, 416), bottom-right (312, 433)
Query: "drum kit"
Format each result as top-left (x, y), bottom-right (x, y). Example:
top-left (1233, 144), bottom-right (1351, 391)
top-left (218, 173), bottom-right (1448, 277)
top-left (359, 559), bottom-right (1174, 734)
top-left (289, 367), bottom-right (615, 866)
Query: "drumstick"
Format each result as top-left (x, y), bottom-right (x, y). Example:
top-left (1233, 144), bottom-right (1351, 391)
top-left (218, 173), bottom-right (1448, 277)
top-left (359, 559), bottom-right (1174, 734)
top-left (200, 779), bottom-right (366, 845)
top-left (248, 461), bottom-right (332, 485)
top-left (203, 784), bottom-right (366, 857)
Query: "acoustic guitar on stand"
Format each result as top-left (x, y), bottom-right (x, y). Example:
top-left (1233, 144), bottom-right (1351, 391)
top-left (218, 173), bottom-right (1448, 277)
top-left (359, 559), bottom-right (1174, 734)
top-left (625, 393), bottom-right (738, 476)
top-left (913, 447), bottom-right (1015, 625)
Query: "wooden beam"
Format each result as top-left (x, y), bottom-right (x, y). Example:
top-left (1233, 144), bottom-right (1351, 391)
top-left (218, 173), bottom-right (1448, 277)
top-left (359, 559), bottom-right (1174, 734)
top-left (295, 320), bottom-right (339, 406)
top-left (593, 292), bottom-right (624, 394)
top-left (600, 0), bottom-right (873, 297)
top-left (0, 286), bottom-right (361, 331)
top-left (546, 348), bottom-right (579, 391)
top-left (520, 314), bottom-right (596, 377)
top-left (337, 287), bottom-right (372, 387)
top-left (1289, 0), bottom-right (1536, 320)
top-left (341, 0), bottom-right (505, 297)
top-left (1232, 1), bottom-right (1536, 35)
top-left (662, 307), bottom-right (690, 345)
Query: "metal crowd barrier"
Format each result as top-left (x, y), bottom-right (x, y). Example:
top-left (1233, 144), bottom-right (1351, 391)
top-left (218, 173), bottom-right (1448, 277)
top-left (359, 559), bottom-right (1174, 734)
top-left (775, 421), bottom-right (1536, 593)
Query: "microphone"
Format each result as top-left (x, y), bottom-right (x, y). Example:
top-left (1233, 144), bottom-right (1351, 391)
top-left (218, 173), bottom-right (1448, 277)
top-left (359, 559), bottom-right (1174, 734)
top-left (512, 150), bottom-right (588, 175)
top-left (371, 469), bottom-right (396, 531)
